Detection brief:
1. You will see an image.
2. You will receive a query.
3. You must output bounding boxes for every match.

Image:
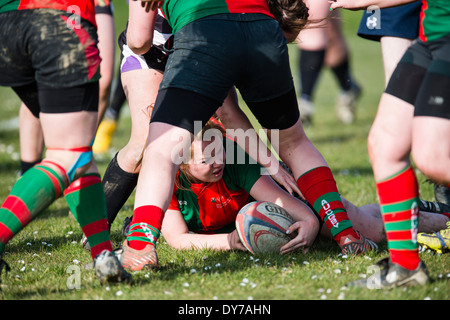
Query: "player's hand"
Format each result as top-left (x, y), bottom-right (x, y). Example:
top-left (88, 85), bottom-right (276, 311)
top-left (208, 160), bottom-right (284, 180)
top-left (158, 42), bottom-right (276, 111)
top-left (269, 163), bottom-right (304, 199)
top-left (228, 230), bottom-right (247, 251)
top-left (133, 0), bottom-right (165, 12)
top-left (328, 0), bottom-right (367, 11)
top-left (280, 218), bottom-right (319, 254)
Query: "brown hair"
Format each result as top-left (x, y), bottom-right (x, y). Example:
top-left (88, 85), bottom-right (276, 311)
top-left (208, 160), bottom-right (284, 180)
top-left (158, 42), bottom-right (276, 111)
top-left (267, 0), bottom-right (310, 35)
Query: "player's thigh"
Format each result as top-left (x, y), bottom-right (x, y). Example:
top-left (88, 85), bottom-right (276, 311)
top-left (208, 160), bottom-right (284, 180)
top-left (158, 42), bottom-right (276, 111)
top-left (412, 116), bottom-right (450, 165)
top-left (40, 111), bottom-right (97, 150)
top-left (410, 37), bottom-right (450, 179)
top-left (380, 37), bottom-right (414, 86)
top-left (13, 80), bottom-right (99, 150)
top-left (369, 40), bottom-right (431, 175)
top-left (134, 122), bottom-right (192, 209)
top-left (39, 109), bottom-right (98, 178)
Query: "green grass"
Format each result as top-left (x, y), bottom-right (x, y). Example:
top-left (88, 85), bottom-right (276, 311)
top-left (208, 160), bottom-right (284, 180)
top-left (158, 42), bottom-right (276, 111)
top-left (0, 8), bottom-right (449, 301)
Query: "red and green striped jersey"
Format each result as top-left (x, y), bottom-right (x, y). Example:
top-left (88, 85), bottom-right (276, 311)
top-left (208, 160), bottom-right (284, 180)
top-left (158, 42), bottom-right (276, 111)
top-left (162, 0), bottom-right (274, 33)
top-left (168, 139), bottom-right (262, 234)
top-left (419, 0), bottom-right (450, 42)
top-left (0, 0), bottom-right (96, 26)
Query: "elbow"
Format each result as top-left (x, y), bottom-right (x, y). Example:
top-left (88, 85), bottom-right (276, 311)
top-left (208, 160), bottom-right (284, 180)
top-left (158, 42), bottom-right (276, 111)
top-left (127, 38), bottom-right (152, 56)
top-left (162, 235), bottom-right (180, 250)
top-left (126, 28), bottom-right (153, 56)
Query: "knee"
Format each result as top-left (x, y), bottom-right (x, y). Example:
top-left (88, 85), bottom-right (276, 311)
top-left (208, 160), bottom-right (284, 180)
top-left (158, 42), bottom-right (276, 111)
top-left (43, 149), bottom-right (95, 186)
top-left (278, 132), bottom-right (305, 159)
top-left (71, 158), bottom-right (95, 181)
top-left (68, 149), bottom-right (95, 182)
top-left (118, 141), bottom-right (146, 173)
top-left (216, 107), bottom-right (238, 129)
top-left (367, 125), bottom-right (394, 167)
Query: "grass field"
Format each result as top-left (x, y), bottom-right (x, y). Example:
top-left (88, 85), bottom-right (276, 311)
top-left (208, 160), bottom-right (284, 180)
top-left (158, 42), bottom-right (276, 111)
top-left (0, 6), bottom-right (449, 303)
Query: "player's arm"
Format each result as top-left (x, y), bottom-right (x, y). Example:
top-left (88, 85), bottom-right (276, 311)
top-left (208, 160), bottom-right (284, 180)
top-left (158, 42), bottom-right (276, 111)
top-left (161, 209), bottom-right (246, 251)
top-left (248, 175), bottom-right (320, 253)
top-left (127, 0), bottom-right (158, 55)
top-left (329, 0), bottom-right (419, 10)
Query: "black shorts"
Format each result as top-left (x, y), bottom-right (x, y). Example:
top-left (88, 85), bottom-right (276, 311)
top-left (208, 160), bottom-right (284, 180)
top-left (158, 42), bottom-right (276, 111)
top-left (0, 9), bottom-right (100, 116)
top-left (386, 35), bottom-right (450, 120)
top-left (152, 13), bottom-right (300, 133)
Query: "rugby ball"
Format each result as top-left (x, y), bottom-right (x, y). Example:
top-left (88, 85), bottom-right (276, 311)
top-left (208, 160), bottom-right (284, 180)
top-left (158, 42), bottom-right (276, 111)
top-left (235, 201), bottom-right (295, 254)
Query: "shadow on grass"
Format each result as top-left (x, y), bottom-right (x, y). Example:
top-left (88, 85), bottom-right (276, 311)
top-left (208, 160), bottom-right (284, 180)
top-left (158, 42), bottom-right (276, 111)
top-left (121, 237), bottom-right (367, 286)
top-left (332, 166), bottom-right (374, 177)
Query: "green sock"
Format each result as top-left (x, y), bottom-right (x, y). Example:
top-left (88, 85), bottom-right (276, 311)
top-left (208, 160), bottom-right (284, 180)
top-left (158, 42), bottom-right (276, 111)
top-left (64, 173), bottom-right (112, 259)
top-left (0, 163), bottom-right (66, 253)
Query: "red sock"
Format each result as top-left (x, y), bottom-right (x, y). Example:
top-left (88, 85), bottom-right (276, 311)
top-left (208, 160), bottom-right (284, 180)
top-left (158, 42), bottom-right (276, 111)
top-left (376, 166), bottom-right (420, 270)
top-left (297, 166), bottom-right (359, 242)
top-left (127, 205), bottom-right (165, 250)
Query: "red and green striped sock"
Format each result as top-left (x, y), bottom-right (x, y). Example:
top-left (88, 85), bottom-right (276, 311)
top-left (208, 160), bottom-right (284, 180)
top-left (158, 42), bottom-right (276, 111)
top-left (64, 173), bottom-right (112, 259)
top-left (297, 166), bottom-right (359, 242)
top-left (0, 162), bottom-right (66, 253)
top-left (376, 165), bottom-right (420, 270)
top-left (127, 205), bottom-right (164, 250)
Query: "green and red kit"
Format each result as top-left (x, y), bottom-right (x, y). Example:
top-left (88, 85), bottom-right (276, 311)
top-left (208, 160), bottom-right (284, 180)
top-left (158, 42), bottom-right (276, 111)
top-left (161, 0), bottom-right (274, 33)
top-left (419, 0), bottom-right (450, 42)
top-left (0, 0), bottom-right (96, 26)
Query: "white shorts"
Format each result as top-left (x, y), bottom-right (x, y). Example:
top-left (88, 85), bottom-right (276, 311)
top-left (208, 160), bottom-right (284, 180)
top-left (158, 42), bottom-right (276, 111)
top-left (120, 44), bottom-right (151, 73)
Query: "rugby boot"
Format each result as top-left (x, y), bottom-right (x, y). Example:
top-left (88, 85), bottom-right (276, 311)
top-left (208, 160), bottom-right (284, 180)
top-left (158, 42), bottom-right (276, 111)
top-left (121, 216), bottom-right (132, 238)
top-left (298, 96), bottom-right (314, 126)
top-left (418, 221), bottom-right (450, 254)
top-left (419, 199), bottom-right (450, 216)
top-left (92, 118), bottom-right (117, 154)
top-left (94, 249), bottom-right (132, 283)
top-left (81, 234), bottom-right (91, 251)
top-left (434, 183), bottom-right (450, 206)
top-left (120, 240), bottom-right (159, 271)
top-left (336, 84), bottom-right (361, 124)
top-left (0, 255), bottom-right (10, 286)
top-left (347, 257), bottom-right (429, 289)
top-left (339, 231), bottom-right (378, 255)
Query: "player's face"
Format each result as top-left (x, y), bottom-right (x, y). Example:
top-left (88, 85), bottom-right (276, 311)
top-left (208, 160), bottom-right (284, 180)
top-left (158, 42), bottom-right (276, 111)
top-left (188, 140), bottom-right (225, 183)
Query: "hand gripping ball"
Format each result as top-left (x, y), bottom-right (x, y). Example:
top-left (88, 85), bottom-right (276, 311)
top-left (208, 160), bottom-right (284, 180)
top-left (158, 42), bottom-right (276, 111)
top-left (235, 201), bottom-right (295, 254)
